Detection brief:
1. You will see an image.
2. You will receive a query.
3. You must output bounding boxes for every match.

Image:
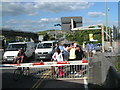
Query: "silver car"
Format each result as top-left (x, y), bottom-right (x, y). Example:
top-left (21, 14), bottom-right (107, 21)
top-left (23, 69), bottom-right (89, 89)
top-left (94, 43), bottom-right (102, 51)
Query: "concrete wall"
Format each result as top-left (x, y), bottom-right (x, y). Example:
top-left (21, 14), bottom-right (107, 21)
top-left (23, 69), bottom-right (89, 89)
top-left (88, 52), bottom-right (120, 88)
top-left (104, 41), bottom-right (119, 53)
top-left (103, 66), bottom-right (120, 88)
top-left (0, 49), bottom-right (4, 62)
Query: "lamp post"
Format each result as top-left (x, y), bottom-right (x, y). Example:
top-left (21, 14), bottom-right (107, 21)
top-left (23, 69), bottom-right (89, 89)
top-left (105, 0), bottom-right (108, 41)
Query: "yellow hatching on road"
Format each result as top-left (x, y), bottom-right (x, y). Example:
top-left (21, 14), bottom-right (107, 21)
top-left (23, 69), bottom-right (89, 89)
top-left (31, 69), bottom-right (51, 89)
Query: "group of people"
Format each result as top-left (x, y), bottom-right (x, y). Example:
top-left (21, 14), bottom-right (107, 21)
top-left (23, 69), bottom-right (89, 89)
top-left (51, 42), bottom-right (85, 77)
top-left (12, 41), bottom-right (89, 77)
top-left (51, 42), bottom-right (85, 62)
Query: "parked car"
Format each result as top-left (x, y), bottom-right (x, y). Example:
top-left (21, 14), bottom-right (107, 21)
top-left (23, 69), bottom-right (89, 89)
top-left (35, 40), bottom-right (58, 60)
top-left (94, 43), bottom-right (102, 51)
top-left (3, 42), bottom-right (35, 62)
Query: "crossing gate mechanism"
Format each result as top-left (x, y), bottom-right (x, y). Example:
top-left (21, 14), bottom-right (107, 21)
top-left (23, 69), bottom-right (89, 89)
top-left (2, 60), bottom-right (88, 79)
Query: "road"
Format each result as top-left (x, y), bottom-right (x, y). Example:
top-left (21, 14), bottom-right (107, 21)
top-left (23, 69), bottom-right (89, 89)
top-left (1, 49), bottom-right (88, 89)
top-left (1, 67), bottom-right (86, 89)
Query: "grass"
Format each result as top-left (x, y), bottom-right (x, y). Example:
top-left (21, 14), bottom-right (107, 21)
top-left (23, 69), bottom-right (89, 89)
top-left (115, 60), bottom-right (120, 72)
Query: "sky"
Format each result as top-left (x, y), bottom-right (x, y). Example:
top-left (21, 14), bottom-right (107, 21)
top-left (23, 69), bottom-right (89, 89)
top-left (1, 0), bottom-right (119, 32)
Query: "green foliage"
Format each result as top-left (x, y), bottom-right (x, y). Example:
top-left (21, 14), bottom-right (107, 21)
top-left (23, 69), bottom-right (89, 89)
top-left (38, 31), bottom-right (47, 35)
top-left (115, 60), bottom-right (120, 72)
top-left (66, 29), bottom-right (102, 44)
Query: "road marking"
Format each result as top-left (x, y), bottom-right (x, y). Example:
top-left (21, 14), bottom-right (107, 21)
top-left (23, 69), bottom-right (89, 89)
top-left (35, 70), bottom-right (51, 89)
top-left (84, 77), bottom-right (88, 90)
top-left (31, 69), bottom-right (51, 89)
top-left (0, 67), bottom-right (17, 69)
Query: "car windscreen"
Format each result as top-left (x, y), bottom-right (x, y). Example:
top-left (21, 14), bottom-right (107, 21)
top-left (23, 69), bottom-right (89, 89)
top-left (37, 43), bottom-right (52, 48)
top-left (6, 44), bottom-right (27, 51)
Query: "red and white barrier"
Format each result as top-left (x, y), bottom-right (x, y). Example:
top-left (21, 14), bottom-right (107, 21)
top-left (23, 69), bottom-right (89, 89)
top-left (1, 60), bottom-right (88, 68)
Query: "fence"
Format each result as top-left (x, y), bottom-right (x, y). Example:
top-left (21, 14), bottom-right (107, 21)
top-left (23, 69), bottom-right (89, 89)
top-left (2, 60), bottom-right (88, 80)
top-left (51, 64), bottom-right (88, 79)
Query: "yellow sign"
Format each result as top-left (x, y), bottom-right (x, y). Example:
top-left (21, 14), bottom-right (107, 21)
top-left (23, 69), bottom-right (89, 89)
top-left (89, 34), bottom-right (93, 40)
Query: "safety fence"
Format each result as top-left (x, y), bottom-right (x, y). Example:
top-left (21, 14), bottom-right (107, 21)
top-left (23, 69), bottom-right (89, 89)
top-left (1, 60), bottom-right (88, 80)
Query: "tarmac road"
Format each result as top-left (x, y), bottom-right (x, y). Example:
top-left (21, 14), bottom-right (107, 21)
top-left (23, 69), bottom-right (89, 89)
top-left (1, 57), bottom-right (88, 89)
top-left (1, 66), bottom-right (87, 89)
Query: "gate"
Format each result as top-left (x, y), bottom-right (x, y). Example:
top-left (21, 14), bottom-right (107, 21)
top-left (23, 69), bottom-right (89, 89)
top-left (2, 60), bottom-right (88, 80)
top-left (50, 62), bottom-right (88, 80)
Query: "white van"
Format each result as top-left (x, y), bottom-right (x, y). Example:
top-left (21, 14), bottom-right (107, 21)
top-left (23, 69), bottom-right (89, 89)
top-left (3, 42), bottom-right (35, 62)
top-left (35, 41), bottom-right (58, 60)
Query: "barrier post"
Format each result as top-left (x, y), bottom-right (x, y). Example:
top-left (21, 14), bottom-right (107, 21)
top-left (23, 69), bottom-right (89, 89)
top-left (51, 66), bottom-right (55, 79)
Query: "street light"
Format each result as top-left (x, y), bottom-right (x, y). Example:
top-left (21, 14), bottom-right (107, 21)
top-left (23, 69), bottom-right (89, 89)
top-left (105, 0), bottom-right (110, 41)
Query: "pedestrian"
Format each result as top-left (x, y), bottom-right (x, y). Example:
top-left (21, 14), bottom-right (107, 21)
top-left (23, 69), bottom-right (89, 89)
top-left (75, 45), bottom-right (85, 76)
top-left (52, 48), bottom-right (64, 77)
top-left (63, 44), bottom-right (69, 61)
top-left (73, 41), bottom-right (77, 47)
top-left (69, 43), bottom-right (76, 74)
top-left (86, 41), bottom-right (94, 57)
top-left (52, 42), bottom-right (64, 59)
top-left (75, 45), bottom-right (84, 60)
top-left (52, 48), bottom-right (63, 62)
top-left (69, 43), bottom-right (76, 60)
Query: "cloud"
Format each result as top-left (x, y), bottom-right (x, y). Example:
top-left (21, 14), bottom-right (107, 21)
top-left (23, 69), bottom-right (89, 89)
top-left (34, 2), bottom-right (94, 13)
top-left (39, 18), bottom-right (60, 23)
top-left (2, 2), bottom-right (94, 16)
top-left (83, 18), bottom-right (118, 27)
top-left (2, 2), bottom-right (38, 16)
top-left (3, 18), bottom-right (61, 32)
top-left (88, 12), bottom-right (105, 17)
top-left (2, 0), bottom-right (119, 2)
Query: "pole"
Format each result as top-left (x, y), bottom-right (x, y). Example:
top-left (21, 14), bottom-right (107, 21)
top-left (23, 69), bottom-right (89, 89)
top-left (110, 34), bottom-right (112, 47)
top-left (105, 0), bottom-right (108, 41)
top-left (102, 24), bottom-right (105, 52)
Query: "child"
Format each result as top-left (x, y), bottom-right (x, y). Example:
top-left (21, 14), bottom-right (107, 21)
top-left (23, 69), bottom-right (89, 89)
top-left (52, 48), bottom-right (64, 77)
top-left (52, 48), bottom-right (63, 62)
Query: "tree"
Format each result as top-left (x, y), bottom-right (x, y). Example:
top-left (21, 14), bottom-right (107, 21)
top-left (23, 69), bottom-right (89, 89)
top-left (66, 30), bottom-right (102, 45)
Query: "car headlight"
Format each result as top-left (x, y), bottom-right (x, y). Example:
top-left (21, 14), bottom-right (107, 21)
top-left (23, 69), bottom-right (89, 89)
top-left (48, 51), bottom-right (52, 54)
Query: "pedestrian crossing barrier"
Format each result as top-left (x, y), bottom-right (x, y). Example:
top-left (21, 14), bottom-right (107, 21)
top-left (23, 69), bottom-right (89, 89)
top-left (1, 60), bottom-right (88, 79)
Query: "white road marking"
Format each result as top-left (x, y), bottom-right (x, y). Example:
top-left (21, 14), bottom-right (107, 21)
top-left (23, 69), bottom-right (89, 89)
top-left (84, 77), bottom-right (88, 90)
top-left (0, 67), bottom-right (17, 69)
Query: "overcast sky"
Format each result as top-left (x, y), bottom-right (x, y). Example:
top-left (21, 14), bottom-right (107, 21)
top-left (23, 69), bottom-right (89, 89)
top-left (1, 1), bottom-right (118, 32)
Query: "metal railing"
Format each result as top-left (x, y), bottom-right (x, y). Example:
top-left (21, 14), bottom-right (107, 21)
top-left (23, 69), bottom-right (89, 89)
top-left (51, 64), bottom-right (88, 80)
top-left (2, 61), bottom-right (89, 80)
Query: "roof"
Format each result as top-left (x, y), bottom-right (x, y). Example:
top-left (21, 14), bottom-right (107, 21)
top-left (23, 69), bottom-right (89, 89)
top-left (41, 41), bottom-right (58, 43)
top-left (9, 42), bottom-right (34, 44)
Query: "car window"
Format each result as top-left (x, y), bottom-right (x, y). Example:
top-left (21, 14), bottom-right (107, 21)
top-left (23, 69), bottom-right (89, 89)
top-left (6, 44), bottom-right (27, 51)
top-left (37, 43), bottom-right (52, 48)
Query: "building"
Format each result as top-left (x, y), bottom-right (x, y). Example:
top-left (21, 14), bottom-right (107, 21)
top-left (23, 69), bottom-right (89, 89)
top-left (61, 16), bottom-right (83, 31)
